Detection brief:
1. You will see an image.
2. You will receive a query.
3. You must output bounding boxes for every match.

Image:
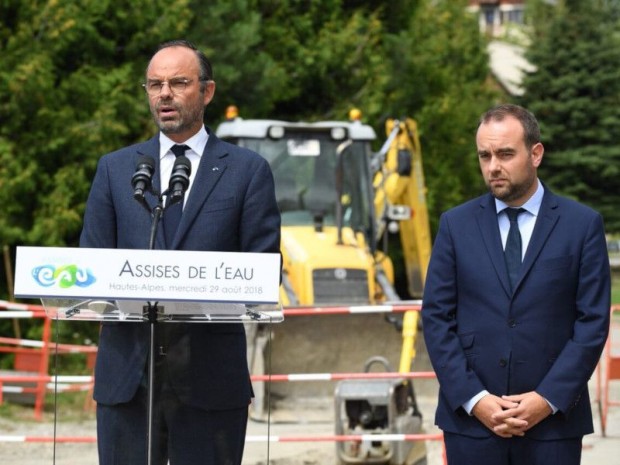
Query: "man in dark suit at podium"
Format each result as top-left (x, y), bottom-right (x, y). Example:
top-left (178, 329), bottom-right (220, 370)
top-left (80, 40), bottom-right (281, 465)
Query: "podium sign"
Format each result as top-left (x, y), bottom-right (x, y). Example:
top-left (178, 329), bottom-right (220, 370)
top-left (15, 246), bottom-right (280, 303)
top-left (14, 248), bottom-right (281, 464)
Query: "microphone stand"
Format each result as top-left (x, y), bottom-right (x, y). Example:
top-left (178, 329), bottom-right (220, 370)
top-left (135, 157), bottom-right (188, 465)
top-left (148, 201), bottom-right (164, 250)
top-left (136, 191), bottom-right (166, 465)
top-left (145, 303), bottom-right (159, 465)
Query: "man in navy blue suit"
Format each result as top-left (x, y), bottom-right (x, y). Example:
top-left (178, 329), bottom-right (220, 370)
top-left (422, 104), bottom-right (610, 465)
top-left (80, 40), bottom-right (280, 465)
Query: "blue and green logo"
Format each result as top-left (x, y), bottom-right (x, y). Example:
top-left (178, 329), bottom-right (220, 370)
top-left (32, 264), bottom-right (96, 288)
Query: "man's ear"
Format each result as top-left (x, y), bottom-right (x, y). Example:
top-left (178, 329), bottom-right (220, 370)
top-left (531, 142), bottom-right (544, 167)
top-left (203, 81), bottom-right (216, 106)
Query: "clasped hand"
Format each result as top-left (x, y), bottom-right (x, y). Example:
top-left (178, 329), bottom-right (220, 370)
top-left (471, 391), bottom-right (552, 438)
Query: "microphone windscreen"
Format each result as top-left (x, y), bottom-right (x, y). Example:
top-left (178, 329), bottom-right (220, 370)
top-left (173, 155), bottom-right (191, 174)
top-left (136, 155), bottom-right (155, 171)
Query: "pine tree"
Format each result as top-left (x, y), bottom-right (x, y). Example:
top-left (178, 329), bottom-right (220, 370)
top-left (520, 0), bottom-right (620, 231)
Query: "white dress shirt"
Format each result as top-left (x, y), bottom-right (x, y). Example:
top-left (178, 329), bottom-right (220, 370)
top-left (159, 126), bottom-right (209, 207)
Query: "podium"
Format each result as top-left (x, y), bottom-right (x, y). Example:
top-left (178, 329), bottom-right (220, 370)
top-left (14, 246), bottom-right (282, 464)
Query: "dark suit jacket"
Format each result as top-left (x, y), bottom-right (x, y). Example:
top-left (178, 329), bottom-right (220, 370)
top-left (421, 188), bottom-right (610, 440)
top-left (80, 130), bottom-right (281, 410)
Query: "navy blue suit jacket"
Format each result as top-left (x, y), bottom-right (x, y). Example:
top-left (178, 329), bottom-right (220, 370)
top-left (80, 131), bottom-right (281, 410)
top-left (422, 188), bottom-right (610, 440)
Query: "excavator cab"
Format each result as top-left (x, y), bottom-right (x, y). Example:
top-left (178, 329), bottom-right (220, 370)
top-left (217, 118), bottom-right (381, 306)
top-left (222, 123), bottom-right (374, 237)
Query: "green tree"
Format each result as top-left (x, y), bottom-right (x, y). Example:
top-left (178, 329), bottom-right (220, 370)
top-left (185, 0), bottom-right (288, 121)
top-left (378, 0), bottom-right (498, 229)
top-left (0, 0), bottom-right (192, 347)
top-left (0, 0), bottom-right (502, 358)
top-left (0, 0), bottom-right (498, 301)
top-left (520, 0), bottom-right (620, 232)
top-left (186, 0), bottom-right (497, 232)
top-left (188, 0), bottom-right (390, 122)
top-left (0, 0), bottom-right (193, 248)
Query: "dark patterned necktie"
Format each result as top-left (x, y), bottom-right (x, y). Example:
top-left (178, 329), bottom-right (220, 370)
top-left (163, 145), bottom-right (189, 246)
top-left (504, 207), bottom-right (525, 291)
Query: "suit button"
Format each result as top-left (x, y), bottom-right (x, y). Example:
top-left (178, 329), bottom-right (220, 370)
top-left (499, 359), bottom-right (507, 367)
top-left (508, 319), bottom-right (517, 328)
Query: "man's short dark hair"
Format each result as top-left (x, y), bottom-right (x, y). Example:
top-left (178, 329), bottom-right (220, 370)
top-left (480, 104), bottom-right (540, 149)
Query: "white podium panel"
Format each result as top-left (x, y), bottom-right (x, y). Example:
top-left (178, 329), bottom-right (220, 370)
top-left (14, 247), bottom-right (283, 322)
top-left (13, 246), bottom-right (281, 465)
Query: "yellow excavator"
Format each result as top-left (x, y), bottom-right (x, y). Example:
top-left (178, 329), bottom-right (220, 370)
top-left (216, 108), bottom-right (432, 465)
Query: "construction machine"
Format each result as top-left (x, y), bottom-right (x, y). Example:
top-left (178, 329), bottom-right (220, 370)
top-left (216, 108), bottom-right (433, 465)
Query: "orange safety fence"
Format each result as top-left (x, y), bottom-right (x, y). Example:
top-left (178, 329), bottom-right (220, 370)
top-left (0, 301), bottom-right (446, 463)
top-left (0, 369), bottom-right (446, 464)
top-left (2, 299), bottom-right (617, 461)
top-left (599, 304), bottom-right (620, 437)
top-left (0, 300), bottom-right (97, 419)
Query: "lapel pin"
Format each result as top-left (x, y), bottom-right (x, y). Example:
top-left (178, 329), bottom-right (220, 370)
top-left (212, 166), bottom-right (219, 171)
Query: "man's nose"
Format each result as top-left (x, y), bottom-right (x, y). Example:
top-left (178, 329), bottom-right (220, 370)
top-left (159, 81), bottom-right (173, 98)
top-left (488, 155), bottom-right (501, 172)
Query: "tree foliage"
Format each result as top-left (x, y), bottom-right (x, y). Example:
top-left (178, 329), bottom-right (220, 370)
top-left (379, 0), bottom-right (497, 217)
top-left (0, 0), bottom-right (495, 308)
top-left (0, 0), bottom-right (496, 354)
top-left (520, 0), bottom-right (620, 231)
top-left (0, 0), bottom-right (193, 248)
top-left (0, 0), bottom-right (194, 344)
top-left (187, 0), bottom-right (496, 223)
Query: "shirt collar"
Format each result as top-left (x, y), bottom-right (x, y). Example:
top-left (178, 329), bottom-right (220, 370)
top-left (495, 178), bottom-right (544, 217)
top-left (159, 125), bottom-right (209, 160)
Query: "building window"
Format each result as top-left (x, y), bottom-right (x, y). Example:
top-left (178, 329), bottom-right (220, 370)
top-left (484, 8), bottom-right (496, 26)
top-left (505, 8), bottom-right (524, 24)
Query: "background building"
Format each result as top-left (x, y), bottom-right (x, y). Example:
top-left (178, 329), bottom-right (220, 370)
top-left (467, 0), bottom-right (526, 36)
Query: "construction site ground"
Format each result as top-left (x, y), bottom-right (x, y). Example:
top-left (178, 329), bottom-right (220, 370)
top-left (1, 330), bottom-right (619, 465)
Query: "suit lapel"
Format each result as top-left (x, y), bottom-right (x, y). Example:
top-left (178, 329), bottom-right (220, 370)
top-left (476, 194), bottom-right (513, 297)
top-left (517, 190), bottom-right (560, 290)
top-left (170, 134), bottom-right (228, 248)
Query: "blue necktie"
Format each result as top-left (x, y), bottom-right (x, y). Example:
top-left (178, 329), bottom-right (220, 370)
top-left (504, 208), bottom-right (525, 291)
top-left (163, 145), bottom-right (189, 246)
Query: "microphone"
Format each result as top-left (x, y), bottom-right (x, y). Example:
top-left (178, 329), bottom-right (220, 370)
top-left (167, 155), bottom-right (192, 206)
top-left (132, 155), bottom-right (156, 201)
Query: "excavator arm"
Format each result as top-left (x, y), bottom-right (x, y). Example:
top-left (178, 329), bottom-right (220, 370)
top-left (372, 118), bottom-right (432, 298)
